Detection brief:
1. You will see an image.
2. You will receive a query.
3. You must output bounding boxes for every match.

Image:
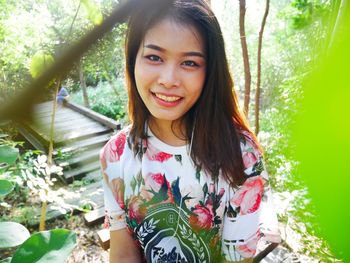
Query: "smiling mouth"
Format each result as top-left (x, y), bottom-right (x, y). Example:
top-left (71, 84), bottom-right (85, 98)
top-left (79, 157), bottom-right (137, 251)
top-left (153, 92), bottom-right (182, 102)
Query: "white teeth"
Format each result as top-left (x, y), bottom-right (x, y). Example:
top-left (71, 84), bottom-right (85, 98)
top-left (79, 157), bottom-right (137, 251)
top-left (154, 93), bottom-right (181, 102)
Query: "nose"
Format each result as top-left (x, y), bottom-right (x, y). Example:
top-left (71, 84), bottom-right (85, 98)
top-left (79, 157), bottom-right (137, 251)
top-left (158, 64), bottom-right (180, 88)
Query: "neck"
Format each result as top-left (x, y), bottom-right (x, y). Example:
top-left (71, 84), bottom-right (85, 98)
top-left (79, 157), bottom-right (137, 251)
top-left (148, 118), bottom-right (187, 147)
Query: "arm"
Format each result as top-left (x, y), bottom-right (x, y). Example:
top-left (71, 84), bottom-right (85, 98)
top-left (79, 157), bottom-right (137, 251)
top-left (221, 134), bottom-right (280, 262)
top-left (100, 133), bottom-right (139, 262)
top-left (109, 229), bottom-right (142, 263)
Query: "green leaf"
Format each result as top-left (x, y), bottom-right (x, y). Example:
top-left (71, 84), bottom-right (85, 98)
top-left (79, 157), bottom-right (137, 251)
top-left (0, 258), bottom-right (12, 263)
top-left (174, 154), bottom-right (182, 165)
top-left (0, 179), bottom-right (14, 197)
top-left (0, 145), bottom-right (19, 165)
top-left (0, 134), bottom-right (8, 139)
top-left (11, 229), bottom-right (77, 263)
top-left (202, 183), bottom-right (208, 197)
top-left (0, 222), bottom-right (30, 248)
top-left (81, 0), bottom-right (103, 25)
top-left (195, 167), bottom-right (201, 182)
top-left (29, 51), bottom-right (54, 79)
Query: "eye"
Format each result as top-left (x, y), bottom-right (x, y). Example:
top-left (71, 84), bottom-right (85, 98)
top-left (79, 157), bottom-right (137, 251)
top-left (182, 60), bottom-right (199, 67)
top-left (145, 55), bottom-right (162, 62)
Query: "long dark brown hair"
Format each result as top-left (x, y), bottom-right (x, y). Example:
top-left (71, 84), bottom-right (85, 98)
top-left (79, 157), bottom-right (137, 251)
top-left (125, 0), bottom-right (257, 187)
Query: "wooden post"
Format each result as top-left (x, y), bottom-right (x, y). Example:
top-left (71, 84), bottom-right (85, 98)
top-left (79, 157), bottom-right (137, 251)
top-left (79, 60), bottom-right (90, 108)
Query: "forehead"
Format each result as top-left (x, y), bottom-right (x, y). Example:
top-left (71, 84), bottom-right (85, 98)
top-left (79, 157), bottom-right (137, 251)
top-left (143, 18), bottom-right (205, 54)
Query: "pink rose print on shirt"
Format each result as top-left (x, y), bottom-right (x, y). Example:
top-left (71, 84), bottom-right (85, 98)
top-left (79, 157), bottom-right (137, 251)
top-left (103, 132), bottom-right (127, 162)
top-left (104, 210), bottom-right (125, 229)
top-left (104, 210), bottom-right (110, 229)
top-left (218, 187), bottom-right (225, 197)
top-left (240, 130), bottom-right (260, 151)
top-left (189, 204), bottom-right (214, 231)
top-left (231, 176), bottom-right (264, 215)
top-left (148, 173), bottom-right (166, 191)
top-left (153, 152), bottom-right (173, 162)
top-left (209, 183), bottom-right (215, 194)
top-left (141, 173), bottom-right (165, 200)
top-left (242, 151), bottom-right (258, 169)
top-left (236, 234), bottom-right (259, 258)
top-left (128, 195), bottom-right (147, 224)
top-left (140, 173), bottom-right (174, 203)
top-left (145, 143), bottom-right (173, 162)
top-left (206, 183), bottom-right (225, 207)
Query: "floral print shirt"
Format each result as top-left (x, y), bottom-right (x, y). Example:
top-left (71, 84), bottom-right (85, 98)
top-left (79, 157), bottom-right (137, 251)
top-left (100, 126), bottom-right (280, 262)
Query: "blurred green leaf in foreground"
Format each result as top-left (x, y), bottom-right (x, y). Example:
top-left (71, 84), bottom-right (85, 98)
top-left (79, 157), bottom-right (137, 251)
top-left (291, 10), bottom-right (350, 262)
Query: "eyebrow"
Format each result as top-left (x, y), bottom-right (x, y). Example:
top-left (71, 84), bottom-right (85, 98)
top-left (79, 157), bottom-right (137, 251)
top-left (144, 44), bottom-right (205, 58)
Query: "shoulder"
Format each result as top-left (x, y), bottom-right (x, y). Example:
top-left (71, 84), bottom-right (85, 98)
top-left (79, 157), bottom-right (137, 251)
top-left (100, 125), bottom-right (131, 163)
top-left (59, 87), bottom-right (68, 95)
top-left (238, 130), bottom-right (261, 154)
top-left (238, 129), bottom-right (264, 175)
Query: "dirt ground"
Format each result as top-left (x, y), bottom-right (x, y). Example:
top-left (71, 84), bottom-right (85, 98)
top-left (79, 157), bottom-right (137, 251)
top-left (48, 215), bottom-right (109, 263)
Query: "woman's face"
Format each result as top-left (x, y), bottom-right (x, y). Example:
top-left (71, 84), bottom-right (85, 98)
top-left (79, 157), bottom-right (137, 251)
top-left (134, 18), bottom-right (206, 128)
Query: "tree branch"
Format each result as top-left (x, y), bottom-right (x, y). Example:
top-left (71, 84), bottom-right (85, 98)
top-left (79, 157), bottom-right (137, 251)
top-left (255, 0), bottom-right (270, 135)
top-left (239, 0), bottom-right (252, 118)
top-left (0, 0), bottom-right (139, 121)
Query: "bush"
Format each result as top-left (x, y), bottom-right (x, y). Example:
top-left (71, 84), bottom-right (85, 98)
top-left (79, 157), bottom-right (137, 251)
top-left (70, 79), bottom-right (128, 124)
top-left (0, 139), bottom-right (76, 263)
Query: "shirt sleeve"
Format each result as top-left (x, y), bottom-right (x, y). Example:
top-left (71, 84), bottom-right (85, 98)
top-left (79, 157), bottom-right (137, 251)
top-left (58, 87), bottom-right (68, 97)
top-left (100, 132), bottom-right (128, 231)
top-left (221, 134), bottom-right (281, 261)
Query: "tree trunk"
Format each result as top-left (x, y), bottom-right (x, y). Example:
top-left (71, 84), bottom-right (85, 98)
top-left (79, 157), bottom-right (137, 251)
top-left (79, 60), bottom-right (90, 108)
top-left (255, 0), bottom-right (270, 135)
top-left (239, 0), bottom-right (251, 118)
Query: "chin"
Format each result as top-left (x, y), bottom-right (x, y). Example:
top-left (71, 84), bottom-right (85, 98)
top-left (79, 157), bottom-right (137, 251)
top-left (150, 112), bottom-right (183, 123)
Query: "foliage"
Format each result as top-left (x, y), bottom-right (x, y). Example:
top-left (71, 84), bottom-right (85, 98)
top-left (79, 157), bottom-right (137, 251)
top-left (81, 0), bottom-right (103, 26)
top-left (0, 145), bottom-right (18, 166)
top-left (10, 229), bottom-right (76, 263)
top-left (82, 23), bottom-right (126, 87)
top-left (0, 180), bottom-right (14, 197)
top-left (0, 138), bottom-right (76, 263)
top-left (70, 80), bottom-right (128, 122)
top-left (259, 0), bottom-right (333, 190)
top-left (0, 206), bottom-right (39, 226)
top-left (257, 0), bottom-right (339, 261)
top-left (0, 1), bottom-right (43, 96)
top-left (288, 0), bottom-right (331, 29)
top-left (290, 16), bottom-right (350, 260)
top-left (29, 51), bottom-right (54, 79)
top-left (0, 0), bottom-right (124, 100)
top-left (0, 138), bottom-right (20, 204)
top-left (0, 137), bottom-right (63, 211)
top-left (0, 225), bottom-right (76, 263)
top-left (0, 222), bottom-right (30, 248)
top-left (214, 0), bottom-right (339, 260)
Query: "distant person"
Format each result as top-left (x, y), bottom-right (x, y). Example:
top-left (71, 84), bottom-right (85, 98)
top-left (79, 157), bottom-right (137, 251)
top-left (56, 85), bottom-right (69, 104)
top-left (100, 0), bottom-right (281, 262)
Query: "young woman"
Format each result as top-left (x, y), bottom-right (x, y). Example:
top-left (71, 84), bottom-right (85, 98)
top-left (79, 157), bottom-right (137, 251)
top-left (100, 0), bottom-right (281, 262)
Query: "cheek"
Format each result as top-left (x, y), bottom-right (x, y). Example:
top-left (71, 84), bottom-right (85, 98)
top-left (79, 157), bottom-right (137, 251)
top-left (134, 57), bottom-right (143, 87)
top-left (135, 61), bottom-right (155, 91)
top-left (192, 71), bottom-right (206, 99)
top-left (134, 63), bottom-right (148, 98)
